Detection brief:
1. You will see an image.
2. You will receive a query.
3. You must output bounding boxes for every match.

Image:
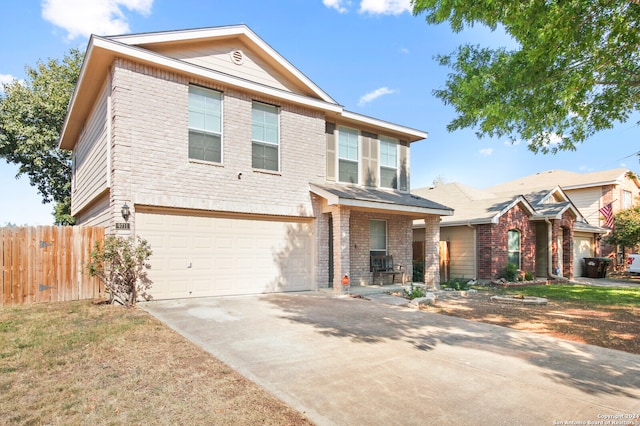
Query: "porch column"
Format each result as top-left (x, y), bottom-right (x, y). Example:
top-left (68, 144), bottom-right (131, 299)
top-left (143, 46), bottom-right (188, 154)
top-left (423, 215), bottom-right (441, 289)
top-left (332, 206), bottom-right (351, 293)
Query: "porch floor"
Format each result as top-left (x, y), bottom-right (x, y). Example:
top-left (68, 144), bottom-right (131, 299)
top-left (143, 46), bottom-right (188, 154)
top-left (321, 282), bottom-right (432, 296)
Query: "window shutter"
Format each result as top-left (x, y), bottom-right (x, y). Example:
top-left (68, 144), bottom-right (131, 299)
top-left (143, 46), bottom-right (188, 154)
top-left (361, 131), bottom-right (378, 187)
top-left (326, 123), bottom-right (336, 181)
top-left (399, 141), bottom-right (409, 191)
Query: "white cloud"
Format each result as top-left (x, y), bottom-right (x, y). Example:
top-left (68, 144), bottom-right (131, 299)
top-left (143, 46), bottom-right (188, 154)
top-left (527, 132), bottom-right (562, 150)
top-left (359, 0), bottom-right (411, 15)
top-left (42, 0), bottom-right (153, 40)
top-left (0, 74), bottom-right (16, 94)
top-left (0, 74), bottom-right (15, 85)
top-left (400, 47), bottom-right (409, 54)
top-left (504, 139), bottom-right (521, 146)
top-left (323, 0), bottom-right (349, 13)
top-left (358, 87), bottom-right (396, 106)
top-left (479, 148), bottom-right (494, 156)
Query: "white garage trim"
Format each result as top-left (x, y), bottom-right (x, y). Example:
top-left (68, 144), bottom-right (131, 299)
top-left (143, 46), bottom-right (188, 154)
top-left (136, 208), bottom-right (315, 299)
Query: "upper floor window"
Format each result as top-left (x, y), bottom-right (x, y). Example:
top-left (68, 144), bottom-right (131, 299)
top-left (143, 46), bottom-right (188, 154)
top-left (507, 229), bottom-right (521, 268)
top-left (338, 126), bottom-right (359, 184)
top-left (379, 136), bottom-right (398, 189)
top-left (188, 85), bottom-right (222, 163)
top-left (252, 101), bottom-right (279, 171)
top-left (623, 190), bottom-right (632, 209)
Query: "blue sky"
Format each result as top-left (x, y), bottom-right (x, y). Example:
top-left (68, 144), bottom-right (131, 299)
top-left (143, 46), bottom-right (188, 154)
top-left (1, 0), bottom-right (638, 225)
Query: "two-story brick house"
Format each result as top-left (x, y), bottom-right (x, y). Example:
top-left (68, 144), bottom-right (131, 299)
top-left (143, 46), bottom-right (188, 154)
top-left (59, 25), bottom-right (453, 300)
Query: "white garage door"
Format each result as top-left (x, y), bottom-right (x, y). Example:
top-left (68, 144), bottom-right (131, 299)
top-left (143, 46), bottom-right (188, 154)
top-left (136, 210), bottom-right (315, 299)
top-left (573, 234), bottom-right (594, 278)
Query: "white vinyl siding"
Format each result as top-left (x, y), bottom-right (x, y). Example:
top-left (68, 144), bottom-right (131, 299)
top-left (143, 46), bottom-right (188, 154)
top-left (251, 101), bottom-right (279, 171)
top-left (338, 126), bottom-right (359, 184)
top-left (188, 85), bottom-right (222, 163)
top-left (440, 227), bottom-right (476, 279)
top-left (564, 187), bottom-right (601, 225)
top-left (379, 136), bottom-right (398, 189)
top-left (150, 42), bottom-right (301, 94)
top-left (72, 80), bottom-right (110, 216)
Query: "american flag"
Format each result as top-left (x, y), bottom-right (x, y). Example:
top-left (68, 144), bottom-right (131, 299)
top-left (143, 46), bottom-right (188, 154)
top-left (599, 203), bottom-right (614, 229)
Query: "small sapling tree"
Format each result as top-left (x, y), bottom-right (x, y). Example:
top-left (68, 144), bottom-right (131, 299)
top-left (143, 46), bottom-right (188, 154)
top-left (87, 235), bottom-right (153, 306)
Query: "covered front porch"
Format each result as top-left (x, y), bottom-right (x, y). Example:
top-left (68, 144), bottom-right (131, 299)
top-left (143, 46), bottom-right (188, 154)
top-left (310, 183), bottom-right (453, 293)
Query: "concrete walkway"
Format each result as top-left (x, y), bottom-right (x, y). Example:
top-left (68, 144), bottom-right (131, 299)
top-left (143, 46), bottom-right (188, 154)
top-left (142, 293), bottom-right (640, 426)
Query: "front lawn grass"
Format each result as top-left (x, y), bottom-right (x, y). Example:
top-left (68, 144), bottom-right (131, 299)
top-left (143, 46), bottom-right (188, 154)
top-left (483, 283), bottom-right (640, 307)
top-left (0, 300), bottom-right (311, 425)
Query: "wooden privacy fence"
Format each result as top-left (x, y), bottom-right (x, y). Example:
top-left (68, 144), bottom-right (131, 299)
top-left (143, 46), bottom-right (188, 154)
top-left (1, 226), bottom-right (105, 306)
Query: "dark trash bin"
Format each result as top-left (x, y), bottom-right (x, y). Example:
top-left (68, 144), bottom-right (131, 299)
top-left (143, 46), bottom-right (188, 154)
top-left (584, 257), bottom-right (611, 278)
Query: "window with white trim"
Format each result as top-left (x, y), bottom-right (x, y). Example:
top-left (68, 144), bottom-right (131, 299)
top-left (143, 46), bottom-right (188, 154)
top-left (370, 220), bottom-right (387, 256)
top-left (507, 229), bottom-right (521, 268)
top-left (338, 126), bottom-right (359, 184)
top-left (252, 101), bottom-right (279, 171)
top-left (623, 190), bottom-right (632, 209)
top-left (379, 136), bottom-right (398, 189)
top-left (188, 85), bottom-right (222, 163)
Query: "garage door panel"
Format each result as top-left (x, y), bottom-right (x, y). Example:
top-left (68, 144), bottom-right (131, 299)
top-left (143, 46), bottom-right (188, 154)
top-left (137, 211), bottom-right (314, 299)
top-left (573, 235), bottom-right (594, 278)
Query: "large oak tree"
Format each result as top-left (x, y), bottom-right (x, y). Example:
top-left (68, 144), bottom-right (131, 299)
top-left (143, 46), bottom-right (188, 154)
top-left (0, 48), bottom-right (83, 224)
top-left (412, 0), bottom-right (640, 153)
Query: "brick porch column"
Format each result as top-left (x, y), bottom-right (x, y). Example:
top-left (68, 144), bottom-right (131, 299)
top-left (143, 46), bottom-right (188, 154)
top-left (332, 206), bottom-right (351, 293)
top-left (423, 215), bottom-right (440, 289)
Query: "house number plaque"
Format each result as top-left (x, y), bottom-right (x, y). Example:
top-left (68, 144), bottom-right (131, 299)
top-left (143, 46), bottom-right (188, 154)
top-left (115, 222), bottom-right (130, 230)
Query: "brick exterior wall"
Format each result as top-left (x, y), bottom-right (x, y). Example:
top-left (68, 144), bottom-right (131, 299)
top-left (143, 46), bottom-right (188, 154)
top-left (110, 59), bottom-right (326, 230)
top-left (422, 216), bottom-right (440, 286)
top-left (476, 203), bottom-right (536, 280)
top-left (347, 211), bottom-right (413, 287)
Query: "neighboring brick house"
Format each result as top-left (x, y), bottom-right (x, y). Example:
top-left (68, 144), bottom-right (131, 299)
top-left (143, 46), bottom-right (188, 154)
top-left (58, 25), bottom-right (453, 300)
top-left (412, 182), bottom-right (605, 282)
top-left (487, 169), bottom-right (640, 266)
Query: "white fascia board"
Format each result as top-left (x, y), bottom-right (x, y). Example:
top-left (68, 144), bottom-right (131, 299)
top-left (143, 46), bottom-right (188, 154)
top-left (334, 198), bottom-right (453, 216)
top-left (109, 25), bottom-right (337, 105)
top-left (341, 110), bottom-right (428, 141)
top-left (58, 36), bottom-right (98, 149)
top-left (540, 186), bottom-right (569, 204)
top-left (93, 36), bottom-right (343, 113)
top-left (439, 218), bottom-right (494, 227)
top-left (492, 196), bottom-right (535, 223)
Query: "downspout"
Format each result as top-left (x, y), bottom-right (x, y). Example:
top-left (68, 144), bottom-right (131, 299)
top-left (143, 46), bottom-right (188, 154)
top-left (467, 221), bottom-right (477, 280)
top-left (545, 218), bottom-right (563, 280)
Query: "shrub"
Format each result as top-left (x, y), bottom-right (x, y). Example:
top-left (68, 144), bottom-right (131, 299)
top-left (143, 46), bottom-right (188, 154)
top-left (441, 277), bottom-right (471, 291)
top-left (502, 263), bottom-right (519, 282)
top-left (412, 260), bottom-right (424, 283)
top-left (524, 271), bottom-right (534, 281)
top-left (403, 283), bottom-right (426, 299)
top-left (87, 235), bottom-right (153, 306)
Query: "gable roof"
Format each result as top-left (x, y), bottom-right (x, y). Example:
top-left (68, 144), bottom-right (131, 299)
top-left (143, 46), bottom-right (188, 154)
top-left (59, 25), bottom-right (427, 150)
top-left (486, 168), bottom-right (640, 193)
top-left (412, 182), bottom-right (583, 227)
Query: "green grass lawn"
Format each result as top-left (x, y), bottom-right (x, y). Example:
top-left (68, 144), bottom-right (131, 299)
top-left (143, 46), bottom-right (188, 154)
top-left (481, 284), bottom-right (640, 306)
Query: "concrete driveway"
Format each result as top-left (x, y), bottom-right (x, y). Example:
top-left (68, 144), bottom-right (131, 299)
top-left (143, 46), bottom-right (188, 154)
top-left (142, 292), bottom-right (640, 425)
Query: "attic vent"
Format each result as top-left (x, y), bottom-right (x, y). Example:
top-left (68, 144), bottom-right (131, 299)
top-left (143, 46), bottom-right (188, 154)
top-left (230, 50), bottom-right (245, 65)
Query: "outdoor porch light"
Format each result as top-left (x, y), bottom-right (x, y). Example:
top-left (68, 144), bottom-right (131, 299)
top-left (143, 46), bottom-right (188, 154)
top-left (121, 203), bottom-right (131, 221)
